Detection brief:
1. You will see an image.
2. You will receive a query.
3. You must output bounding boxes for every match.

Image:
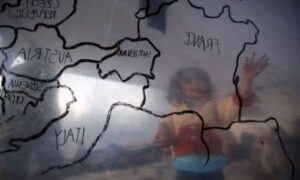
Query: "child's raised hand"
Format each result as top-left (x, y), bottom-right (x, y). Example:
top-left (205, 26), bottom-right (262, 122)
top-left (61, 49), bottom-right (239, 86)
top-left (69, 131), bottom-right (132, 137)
top-left (242, 52), bottom-right (269, 81)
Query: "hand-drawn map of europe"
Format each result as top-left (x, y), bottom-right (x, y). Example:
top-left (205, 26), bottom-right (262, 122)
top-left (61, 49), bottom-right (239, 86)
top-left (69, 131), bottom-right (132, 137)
top-left (0, 0), bottom-right (297, 180)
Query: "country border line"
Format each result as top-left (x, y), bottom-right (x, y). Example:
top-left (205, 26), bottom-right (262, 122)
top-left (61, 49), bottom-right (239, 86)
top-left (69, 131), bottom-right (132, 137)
top-left (42, 0), bottom-right (295, 179)
top-left (188, 0), bottom-right (294, 179)
top-left (0, 0), bottom-right (21, 13)
top-left (0, 83), bottom-right (77, 153)
top-left (204, 117), bottom-right (295, 180)
top-left (41, 101), bottom-right (210, 175)
top-left (0, 0), bottom-right (160, 160)
top-left (187, 0), bottom-right (259, 122)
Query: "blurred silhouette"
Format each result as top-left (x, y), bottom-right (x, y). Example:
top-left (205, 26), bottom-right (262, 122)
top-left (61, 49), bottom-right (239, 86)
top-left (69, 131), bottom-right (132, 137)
top-left (154, 53), bottom-right (269, 180)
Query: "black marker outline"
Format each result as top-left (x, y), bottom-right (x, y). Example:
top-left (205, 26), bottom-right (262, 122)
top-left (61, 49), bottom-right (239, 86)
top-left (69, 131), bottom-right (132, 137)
top-left (204, 117), bottom-right (295, 180)
top-left (0, 0), bottom-right (77, 30)
top-left (0, 28), bottom-right (18, 50)
top-left (97, 37), bottom-right (160, 81)
top-left (0, 79), bottom-right (57, 126)
top-left (41, 101), bottom-right (210, 174)
top-left (0, 83), bottom-right (76, 153)
top-left (0, 90), bottom-right (37, 126)
top-left (0, 0), bottom-right (20, 13)
top-left (0, 0), bottom-right (78, 121)
top-left (44, 0), bottom-right (295, 179)
top-left (0, 0), bottom-right (160, 161)
top-left (2, 69), bottom-right (59, 100)
top-left (187, 0), bottom-right (294, 178)
top-left (0, 0), bottom-right (294, 179)
top-left (187, 0), bottom-right (259, 122)
top-left (0, 26), bottom-right (116, 83)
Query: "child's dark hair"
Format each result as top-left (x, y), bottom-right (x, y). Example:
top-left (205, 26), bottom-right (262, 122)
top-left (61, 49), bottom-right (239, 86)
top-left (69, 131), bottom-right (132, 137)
top-left (167, 67), bottom-right (215, 103)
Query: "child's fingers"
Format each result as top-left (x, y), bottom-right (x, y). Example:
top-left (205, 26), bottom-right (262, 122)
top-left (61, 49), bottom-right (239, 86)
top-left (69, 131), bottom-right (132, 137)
top-left (256, 56), bottom-right (267, 67)
top-left (257, 54), bottom-right (267, 63)
top-left (253, 54), bottom-right (266, 66)
top-left (257, 55), bottom-right (268, 67)
top-left (259, 58), bottom-right (269, 71)
top-left (254, 58), bottom-right (269, 75)
top-left (244, 57), bottom-right (251, 68)
top-left (247, 52), bottom-right (254, 65)
top-left (251, 52), bottom-right (256, 61)
top-left (245, 57), bottom-right (250, 63)
top-left (244, 53), bottom-right (269, 75)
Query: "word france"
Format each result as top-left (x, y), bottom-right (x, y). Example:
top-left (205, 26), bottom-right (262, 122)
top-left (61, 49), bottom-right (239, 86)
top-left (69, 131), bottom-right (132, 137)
top-left (184, 32), bottom-right (220, 54)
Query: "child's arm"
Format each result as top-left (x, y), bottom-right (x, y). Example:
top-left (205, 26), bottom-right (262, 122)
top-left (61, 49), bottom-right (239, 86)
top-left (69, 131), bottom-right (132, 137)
top-left (239, 52), bottom-right (269, 98)
top-left (216, 52), bottom-right (269, 122)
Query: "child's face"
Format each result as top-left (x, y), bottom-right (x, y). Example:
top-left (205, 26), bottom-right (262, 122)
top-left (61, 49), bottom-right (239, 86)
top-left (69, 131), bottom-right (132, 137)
top-left (181, 79), bottom-right (204, 98)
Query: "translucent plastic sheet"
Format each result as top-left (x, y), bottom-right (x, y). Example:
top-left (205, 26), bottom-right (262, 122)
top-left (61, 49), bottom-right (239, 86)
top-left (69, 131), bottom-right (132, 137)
top-left (0, 0), bottom-right (299, 179)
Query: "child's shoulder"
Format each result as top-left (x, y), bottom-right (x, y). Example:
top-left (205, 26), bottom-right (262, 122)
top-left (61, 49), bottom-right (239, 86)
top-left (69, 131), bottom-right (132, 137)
top-left (170, 102), bottom-right (188, 111)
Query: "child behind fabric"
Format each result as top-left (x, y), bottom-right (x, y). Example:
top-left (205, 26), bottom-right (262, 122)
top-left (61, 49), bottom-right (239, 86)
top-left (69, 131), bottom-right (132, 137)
top-left (154, 53), bottom-right (269, 180)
